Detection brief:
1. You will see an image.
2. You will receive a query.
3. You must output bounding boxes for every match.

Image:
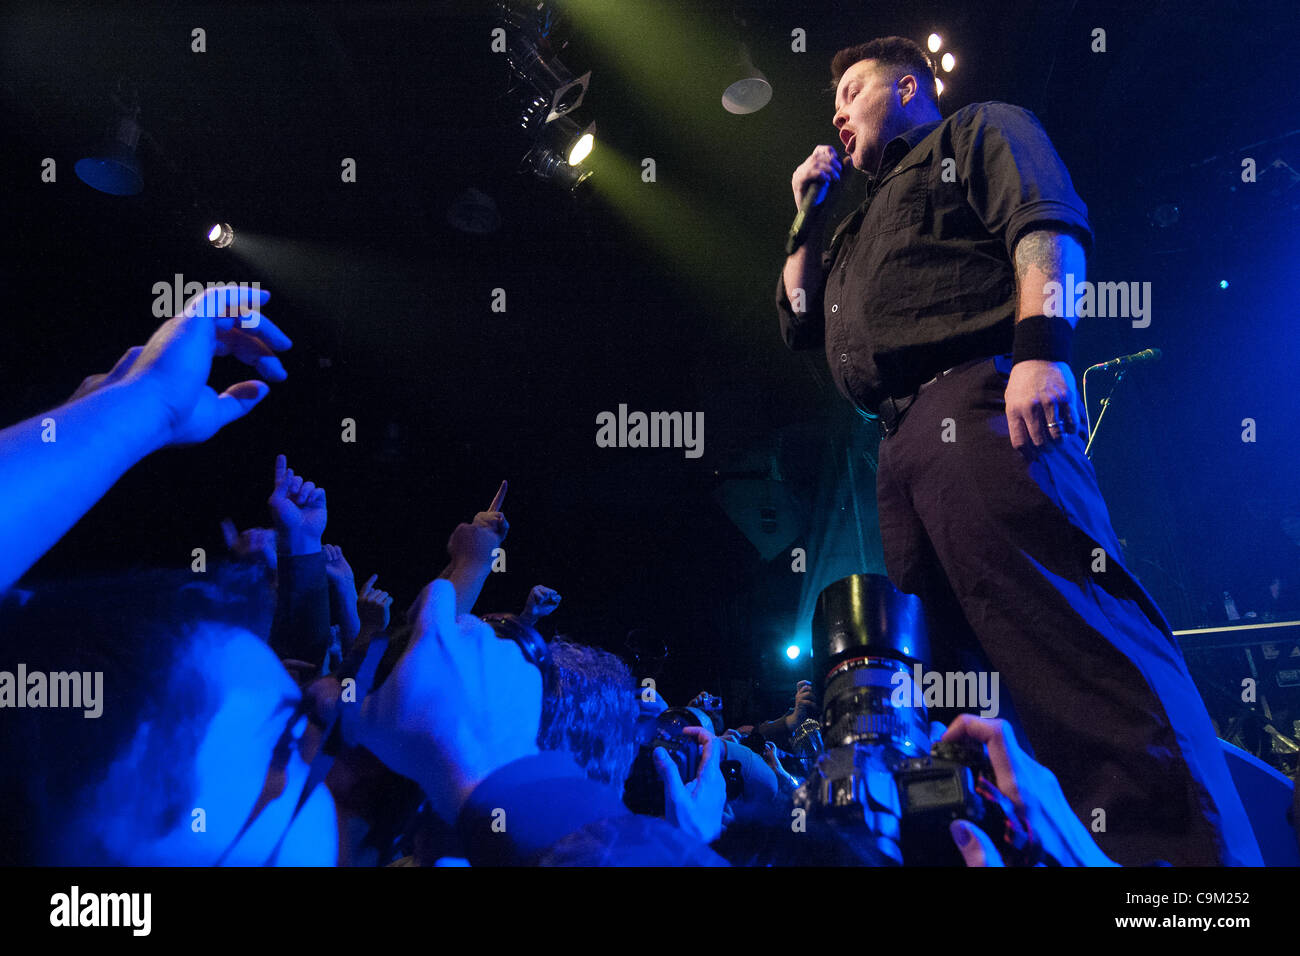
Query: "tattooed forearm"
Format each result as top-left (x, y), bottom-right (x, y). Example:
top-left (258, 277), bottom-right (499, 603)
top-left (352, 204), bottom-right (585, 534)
top-left (1013, 227), bottom-right (1087, 321)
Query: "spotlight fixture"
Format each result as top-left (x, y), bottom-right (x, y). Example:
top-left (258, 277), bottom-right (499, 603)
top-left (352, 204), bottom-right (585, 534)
top-left (536, 115), bottom-right (595, 166)
top-left (521, 146), bottom-right (593, 190)
top-left (76, 111), bottom-right (144, 196)
top-left (941, 52), bottom-right (955, 72)
top-left (499, 1), bottom-right (589, 123)
top-left (927, 33), bottom-right (942, 53)
top-left (207, 223), bottom-right (234, 248)
top-left (785, 644), bottom-right (801, 661)
top-left (721, 44), bottom-right (771, 115)
top-left (568, 128), bottom-right (594, 166)
top-left (500, 1), bottom-right (597, 193)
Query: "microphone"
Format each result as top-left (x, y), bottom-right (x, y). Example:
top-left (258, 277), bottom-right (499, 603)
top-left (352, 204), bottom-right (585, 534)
top-left (1090, 347), bottom-right (1162, 370)
top-left (785, 162), bottom-right (842, 256)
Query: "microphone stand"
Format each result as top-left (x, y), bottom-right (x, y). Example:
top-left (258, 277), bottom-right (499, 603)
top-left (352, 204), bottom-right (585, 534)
top-left (1081, 364), bottom-right (1127, 459)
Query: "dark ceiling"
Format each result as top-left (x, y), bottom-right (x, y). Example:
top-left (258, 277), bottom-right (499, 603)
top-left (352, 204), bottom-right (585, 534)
top-left (2, 0), bottom-right (1297, 714)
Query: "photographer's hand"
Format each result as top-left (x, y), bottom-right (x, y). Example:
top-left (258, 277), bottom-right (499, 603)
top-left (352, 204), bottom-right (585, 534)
top-left (784, 679), bottom-right (817, 730)
top-left (763, 742), bottom-right (801, 797)
top-left (941, 715), bottom-right (1118, 867)
top-left (654, 726), bottom-right (726, 844)
top-left (949, 820), bottom-right (1007, 866)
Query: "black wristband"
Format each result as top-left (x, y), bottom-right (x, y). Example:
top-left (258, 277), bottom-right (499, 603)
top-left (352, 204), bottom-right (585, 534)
top-left (1012, 314), bottom-right (1073, 364)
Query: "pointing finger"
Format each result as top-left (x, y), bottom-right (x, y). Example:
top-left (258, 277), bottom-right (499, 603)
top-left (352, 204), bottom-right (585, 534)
top-left (488, 480), bottom-right (508, 513)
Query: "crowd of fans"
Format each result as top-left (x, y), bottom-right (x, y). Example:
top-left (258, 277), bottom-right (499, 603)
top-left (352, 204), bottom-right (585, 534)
top-left (0, 286), bottom-right (1132, 865)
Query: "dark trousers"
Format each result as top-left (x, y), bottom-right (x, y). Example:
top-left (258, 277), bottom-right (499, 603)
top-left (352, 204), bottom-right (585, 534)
top-left (875, 354), bottom-right (1262, 866)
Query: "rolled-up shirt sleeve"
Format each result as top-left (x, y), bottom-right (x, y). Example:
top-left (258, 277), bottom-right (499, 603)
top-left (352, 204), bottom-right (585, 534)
top-left (952, 103), bottom-right (1093, 261)
top-left (775, 257), bottom-right (829, 351)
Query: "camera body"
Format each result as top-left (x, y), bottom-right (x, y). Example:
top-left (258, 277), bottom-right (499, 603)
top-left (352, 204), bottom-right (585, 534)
top-left (794, 574), bottom-right (1043, 866)
top-left (623, 706), bottom-right (756, 817)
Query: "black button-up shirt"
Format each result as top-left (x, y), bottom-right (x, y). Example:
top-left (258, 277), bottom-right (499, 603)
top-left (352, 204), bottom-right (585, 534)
top-left (776, 101), bottom-right (1093, 412)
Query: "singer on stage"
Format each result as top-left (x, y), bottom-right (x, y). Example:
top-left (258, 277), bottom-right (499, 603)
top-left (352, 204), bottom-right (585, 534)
top-left (776, 36), bottom-right (1260, 865)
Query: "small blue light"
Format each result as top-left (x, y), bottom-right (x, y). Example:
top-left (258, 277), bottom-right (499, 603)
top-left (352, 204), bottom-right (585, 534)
top-left (1219, 280), bottom-right (1229, 289)
top-left (902, 646), bottom-right (911, 656)
top-left (785, 644), bottom-right (800, 661)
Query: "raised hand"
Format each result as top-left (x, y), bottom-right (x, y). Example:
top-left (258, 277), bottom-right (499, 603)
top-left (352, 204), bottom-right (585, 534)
top-left (322, 544), bottom-right (360, 647)
top-left (519, 585), bottom-right (561, 625)
top-left (268, 454), bottom-right (327, 555)
top-left (116, 284), bottom-right (291, 448)
top-left (416, 480), bottom-right (511, 620)
top-left (357, 573), bottom-right (394, 631)
top-left (445, 480), bottom-right (509, 567)
top-left (355, 579), bottom-right (542, 824)
top-left (0, 284), bottom-right (289, 597)
top-left (323, 543), bottom-right (354, 583)
top-left (220, 518), bottom-right (278, 571)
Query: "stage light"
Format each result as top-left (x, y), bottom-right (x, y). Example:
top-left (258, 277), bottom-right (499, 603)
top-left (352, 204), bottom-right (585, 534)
top-left (721, 44), bottom-right (772, 115)
top-left (522, 146), bottom-right (593, 190)
top-left (567, 126), bottom-right (595, 165)
top-left (928, 34), bottom-right (942, 53)
top-left (207, 223), bottom-right (234, 248)
top-left (520, 115), bottom-right (595, 189)
top-left (1219, 279), bottom-right (1229, 289)
top-left (936, 77), bottom-right (945, 97)
top-left (500, 2), bottom-right (598, 196)
top-left (520, 100), bottom-right (595, 173)
top-left (785, 644), bottom-right (801, 661)
top-left (500, 1), bottom-right (590, 123)
top-left (941, 52), bottom-right (955, 72)
top-left (76, 115), bottom-right (144, 196)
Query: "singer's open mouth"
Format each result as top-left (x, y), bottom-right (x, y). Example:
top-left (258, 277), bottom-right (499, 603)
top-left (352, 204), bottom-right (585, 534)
top-left (840, 129), bottom-right (855, 154)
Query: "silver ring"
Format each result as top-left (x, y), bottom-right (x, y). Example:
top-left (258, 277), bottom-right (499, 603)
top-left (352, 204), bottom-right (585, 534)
top-left (1047, 420), bottom-right (1061, 428)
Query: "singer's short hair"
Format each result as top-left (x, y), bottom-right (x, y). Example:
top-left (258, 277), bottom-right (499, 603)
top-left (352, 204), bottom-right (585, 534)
top-left (830, 36), bottom-right (939, 106)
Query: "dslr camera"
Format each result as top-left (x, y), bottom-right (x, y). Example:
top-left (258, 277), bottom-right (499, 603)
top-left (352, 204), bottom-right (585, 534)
top-left (792, 575), bottom-right (1050, 866)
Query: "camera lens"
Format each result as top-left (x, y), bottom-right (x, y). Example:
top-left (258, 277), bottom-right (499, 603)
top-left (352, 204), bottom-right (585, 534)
top-left (812, 574), bottom-right (931, 756)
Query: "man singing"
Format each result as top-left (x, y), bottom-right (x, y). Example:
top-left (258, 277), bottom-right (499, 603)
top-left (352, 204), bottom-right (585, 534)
top-left (776, 36), bottom-right (1261, 865)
